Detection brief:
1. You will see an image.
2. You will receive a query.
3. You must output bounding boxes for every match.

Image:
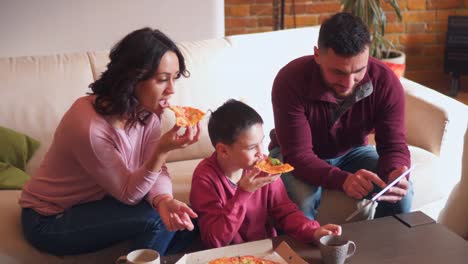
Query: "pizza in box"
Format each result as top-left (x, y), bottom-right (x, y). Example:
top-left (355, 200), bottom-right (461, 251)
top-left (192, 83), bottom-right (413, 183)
top-left (255, 157), bottom-right (294, 174)
top-left (168, 105), bottom-right (205, 127)
top-left (208, 255), bottom-right (279, 264)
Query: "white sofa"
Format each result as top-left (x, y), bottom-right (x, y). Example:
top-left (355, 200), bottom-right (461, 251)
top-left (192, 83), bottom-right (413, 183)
top-left (439, 129), bottom-right (468, 239)
top-left (1, 26), bottom-right (467, 263)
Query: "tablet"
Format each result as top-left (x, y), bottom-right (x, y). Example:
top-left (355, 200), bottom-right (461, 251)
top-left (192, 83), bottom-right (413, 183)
top-left (345, 165), bottom-right (416, 222)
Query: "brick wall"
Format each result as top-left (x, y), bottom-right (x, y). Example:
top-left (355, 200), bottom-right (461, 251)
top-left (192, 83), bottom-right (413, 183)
top-left (225, 0), bottom-right (468, 94)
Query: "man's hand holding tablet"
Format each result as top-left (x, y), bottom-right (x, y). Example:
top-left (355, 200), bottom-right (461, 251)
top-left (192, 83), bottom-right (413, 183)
top-left (343, 169), bottom-right (387, 200)
top-left (377, 166), bottom-right (411, 203)
top-left (343, 166), bottom-right (412, 202)
top-left (345, 165), bottom-right (415, 222)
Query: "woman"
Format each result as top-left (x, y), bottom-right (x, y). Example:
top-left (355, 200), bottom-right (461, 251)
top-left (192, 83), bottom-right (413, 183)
top-left (19, 28), bottom-right (200, 256)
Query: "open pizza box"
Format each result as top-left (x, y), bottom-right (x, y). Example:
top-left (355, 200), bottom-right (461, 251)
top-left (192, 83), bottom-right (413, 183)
top-left (175, 239), bottom-right (308, 264)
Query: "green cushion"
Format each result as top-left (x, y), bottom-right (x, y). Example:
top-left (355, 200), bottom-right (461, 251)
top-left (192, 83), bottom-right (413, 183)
top-left (0, 162), bottom-right (31, 190)
top-left (0, 126), bottom-right (40, 170)
top-left (0, 126), bottom-right (40, 189)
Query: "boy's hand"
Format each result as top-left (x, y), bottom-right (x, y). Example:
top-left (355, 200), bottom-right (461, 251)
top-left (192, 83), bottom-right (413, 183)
top-left (238, 167), bottom-right (280, 193)
top-left (157, 198), bottom-right (198, 231)
top-left (313, 224), bottom-right (342, 241)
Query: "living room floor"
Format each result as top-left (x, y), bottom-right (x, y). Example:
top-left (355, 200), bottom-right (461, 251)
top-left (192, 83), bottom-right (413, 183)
top-left (456, 90), bottom-right (468, 105)
top-left (430, 80), bottom-right (468, 105)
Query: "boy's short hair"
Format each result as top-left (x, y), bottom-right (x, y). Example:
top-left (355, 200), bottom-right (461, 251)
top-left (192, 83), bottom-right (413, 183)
top-left (208, 99), bottom-right (263, 146)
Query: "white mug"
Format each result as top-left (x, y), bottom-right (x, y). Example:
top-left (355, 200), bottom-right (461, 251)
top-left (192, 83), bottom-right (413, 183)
top-left (116, 249), bottom-right (160, 264)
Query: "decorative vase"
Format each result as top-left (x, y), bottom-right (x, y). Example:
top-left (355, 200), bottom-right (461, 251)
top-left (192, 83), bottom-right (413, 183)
top-left (380, 49), bottom-right (406, 78)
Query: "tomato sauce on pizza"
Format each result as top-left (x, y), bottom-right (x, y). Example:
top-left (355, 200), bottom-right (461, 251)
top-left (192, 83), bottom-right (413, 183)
top-left (168, 105), bottom-right (205, 127)
top-left (255, 157), bottom-right (294, 174)
top-left (208, 255), bottom-right (279, 264)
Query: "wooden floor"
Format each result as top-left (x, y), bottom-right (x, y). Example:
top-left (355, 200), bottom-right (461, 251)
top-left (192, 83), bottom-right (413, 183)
top-left (455, 90), bottom-right (468, 105)
top-left (437, 88), bottom-right (468, 105)
top-left (432, 79), bottom-right (468, 105)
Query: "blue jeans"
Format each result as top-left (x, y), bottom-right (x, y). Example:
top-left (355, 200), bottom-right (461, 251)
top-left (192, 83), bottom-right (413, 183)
top-left (270, 145), bottom-right (414, 220)
top-left (21, 197), bottom-right (195, 256)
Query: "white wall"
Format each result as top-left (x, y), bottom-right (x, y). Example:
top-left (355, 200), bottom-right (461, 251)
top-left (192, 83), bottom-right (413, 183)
top-left (0, 0), bottom-right (224, 57)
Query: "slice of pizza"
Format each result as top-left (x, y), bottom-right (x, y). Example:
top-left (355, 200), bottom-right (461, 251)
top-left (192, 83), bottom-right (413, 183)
top-left (209, 255), bottom-right (279, 264)
top-left (255, 157), bottom-right (294, 174)
top-left (168, 105), bottom-right (205, 127)
top-left (208, 256), bottom-right (240, 264)
top-left (239, 255), bottom-right (257, 264)
top-left (254, 258), bottom-right (280, 264)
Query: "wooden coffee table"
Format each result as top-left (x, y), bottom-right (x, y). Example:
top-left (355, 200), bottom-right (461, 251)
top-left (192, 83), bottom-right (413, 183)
top-left (162, 211), bottom-right (468, 263)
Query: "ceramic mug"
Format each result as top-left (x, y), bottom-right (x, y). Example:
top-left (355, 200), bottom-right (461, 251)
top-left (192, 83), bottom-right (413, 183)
top-left (115, 249), bottom-right (160, 264)
top-left (319, 235), bottom-right (356, 264)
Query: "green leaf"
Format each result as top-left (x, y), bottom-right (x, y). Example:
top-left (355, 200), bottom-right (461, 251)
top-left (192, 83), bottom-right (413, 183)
top-left (268, 157), bottom-right (282, 166)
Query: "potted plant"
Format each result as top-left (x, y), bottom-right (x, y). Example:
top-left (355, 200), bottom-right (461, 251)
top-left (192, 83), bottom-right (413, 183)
top-left (340, 0), bottom-right (406, 77)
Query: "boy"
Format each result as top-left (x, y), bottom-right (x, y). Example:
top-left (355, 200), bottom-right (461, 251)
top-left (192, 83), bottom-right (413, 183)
top-left (190, 99), bottom-right (341, 249)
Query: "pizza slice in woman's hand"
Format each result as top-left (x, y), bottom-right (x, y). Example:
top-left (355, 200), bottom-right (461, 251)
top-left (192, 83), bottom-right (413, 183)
top-left (168, 105), bottom-right (205, 127)
top-left (255, 157), bottom-right (294, 174)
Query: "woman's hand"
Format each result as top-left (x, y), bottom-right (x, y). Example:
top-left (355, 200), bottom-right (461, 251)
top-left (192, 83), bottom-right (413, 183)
top-left (145, 123), bottom-right (201, 174)
top-left (238, 167), bottom-right (280, 193)
top-left (158, 122), bottom-right (201, 154)
top-left (157, 198), bottom-right (198, 231)
top-left (313, 224), bottom-right (342, 241)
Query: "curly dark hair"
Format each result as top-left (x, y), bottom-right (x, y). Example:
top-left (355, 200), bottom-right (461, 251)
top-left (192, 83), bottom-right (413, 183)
top-left (318, 12), bottom-right (371, 57)
top-left (89, 27), bottom-right (189, 127)
top-left (208, 99), bottom-right (263, 147)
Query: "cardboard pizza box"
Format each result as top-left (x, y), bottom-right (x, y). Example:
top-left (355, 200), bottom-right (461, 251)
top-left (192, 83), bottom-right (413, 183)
top-left (175, 239), bottom-right (308, 264)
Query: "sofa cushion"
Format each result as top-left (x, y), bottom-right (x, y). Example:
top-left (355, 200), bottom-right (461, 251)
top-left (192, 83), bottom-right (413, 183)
top-left (408, 146), bottom-right (443, 209)
top-left (166, 158), bottom-right (204, 204)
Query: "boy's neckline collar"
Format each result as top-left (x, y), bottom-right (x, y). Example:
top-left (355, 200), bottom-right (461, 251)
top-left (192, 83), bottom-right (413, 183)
top-left (214, 152), bottom-right (243, 184)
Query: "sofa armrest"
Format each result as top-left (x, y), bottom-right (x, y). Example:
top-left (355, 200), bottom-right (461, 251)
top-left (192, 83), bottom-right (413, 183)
top-left (403, 82), bottom-right (446, 156)
top-left (401, 78), bottom-right (468, 193)
top-left (401, 78), bottom-right (467, 155)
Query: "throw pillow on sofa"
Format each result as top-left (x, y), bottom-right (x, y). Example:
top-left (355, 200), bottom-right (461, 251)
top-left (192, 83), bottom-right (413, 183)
top-left (0, 126), bottom-right (40, 189)
top-left (0, 162), bottom-right (31, 189)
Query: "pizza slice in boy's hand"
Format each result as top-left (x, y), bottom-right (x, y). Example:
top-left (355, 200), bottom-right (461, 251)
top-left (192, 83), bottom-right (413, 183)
top-left (168, 105), bottom-right (205, 127)
top-left (255, 157), bottom-right (294, 174)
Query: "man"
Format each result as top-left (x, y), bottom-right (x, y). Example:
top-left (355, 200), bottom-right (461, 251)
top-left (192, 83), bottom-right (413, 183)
top-left (269, 12), bottom-right (413, 220)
